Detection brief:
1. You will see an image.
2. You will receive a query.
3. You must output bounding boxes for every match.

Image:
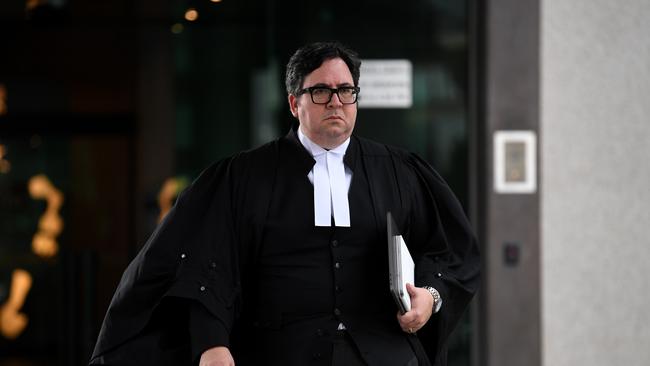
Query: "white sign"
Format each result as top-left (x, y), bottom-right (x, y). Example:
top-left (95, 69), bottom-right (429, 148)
top-left (494, 131), bottom-right (537, 194)
top-left (358, 60), bottom-right (412, 108)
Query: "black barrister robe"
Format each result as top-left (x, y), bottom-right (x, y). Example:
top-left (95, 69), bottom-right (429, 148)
top-left (89, 128), bottom-right (480, 366)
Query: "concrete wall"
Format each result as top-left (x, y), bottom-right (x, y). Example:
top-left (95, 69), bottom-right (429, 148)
top-left (541, 1), bottom-right (650, 365)
top-left (480, 1), bottom-right (541, 365)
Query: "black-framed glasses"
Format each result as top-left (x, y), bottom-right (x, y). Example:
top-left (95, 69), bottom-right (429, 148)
top-left (298, 86), bottom-right (360, 104)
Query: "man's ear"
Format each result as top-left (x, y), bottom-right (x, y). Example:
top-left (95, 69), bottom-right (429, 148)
top-left (288, 94), bottom-right (299, 118)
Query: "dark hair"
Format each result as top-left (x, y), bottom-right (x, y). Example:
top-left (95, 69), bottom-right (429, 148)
top-left (285, 41), bottom-right (361, 95)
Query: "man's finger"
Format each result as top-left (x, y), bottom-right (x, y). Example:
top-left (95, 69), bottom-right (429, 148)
top-left (406, 283), bottom-right (417, 297)
top-left (398, 315), bottom-right (422, 333)
top-left (397, 310), bottom-right (416, 323)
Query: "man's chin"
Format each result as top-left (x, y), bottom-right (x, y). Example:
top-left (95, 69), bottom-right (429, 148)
top-left (324, 126), bottom-right (351, 139)
top-left (322, 131), bottom-right (352, 147)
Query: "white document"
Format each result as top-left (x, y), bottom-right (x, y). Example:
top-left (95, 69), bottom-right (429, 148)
top-left (395, 235), bottom-right (415, 312)
top-left (387, 211), bottom-right (415, 314)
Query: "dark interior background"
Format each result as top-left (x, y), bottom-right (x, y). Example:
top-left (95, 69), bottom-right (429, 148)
top-left (0, 1), bottom-right (473, 364)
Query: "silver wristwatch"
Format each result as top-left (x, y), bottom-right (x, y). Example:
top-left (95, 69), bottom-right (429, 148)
top-left (423, 286), bottom-right (442, 313)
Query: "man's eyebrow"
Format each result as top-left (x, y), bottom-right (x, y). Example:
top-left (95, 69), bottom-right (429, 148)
top-left (307, 82), bottom-right (354, 88)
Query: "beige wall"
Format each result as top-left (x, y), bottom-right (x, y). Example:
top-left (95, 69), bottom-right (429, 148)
top-left (541, 1), bottom-right (650, 365)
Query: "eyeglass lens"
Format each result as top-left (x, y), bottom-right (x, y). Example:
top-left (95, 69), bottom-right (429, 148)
top-left (311, 88), bottom-right (357, 104)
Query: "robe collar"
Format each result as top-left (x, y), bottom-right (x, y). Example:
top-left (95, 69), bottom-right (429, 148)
top-left (283, 122), bottom-right (358, 174)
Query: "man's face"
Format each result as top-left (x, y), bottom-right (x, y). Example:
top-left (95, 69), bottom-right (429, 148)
top-left (288, 57), bottom-right (357, 149)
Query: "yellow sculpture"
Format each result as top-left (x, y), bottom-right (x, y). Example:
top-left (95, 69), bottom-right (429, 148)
top-left (0, 175), bottom-right (65, 340)
top-left (0, 269), bottom-right (33, 339)
top-left (28, 174), bottom-right (64, 258)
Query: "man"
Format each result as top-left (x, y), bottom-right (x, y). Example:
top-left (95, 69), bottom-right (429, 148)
top-left (90, 42), bottom-right (480, 366)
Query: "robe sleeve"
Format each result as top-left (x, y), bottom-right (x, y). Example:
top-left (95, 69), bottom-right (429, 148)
top-left (163, 156), bottom-right (242, 339)
top-left (90, 157), bottom-right (244, 364)
top-left (402, 152), bottom-right (481, 352)
top-left (189, 300), bottom-right (230, 362)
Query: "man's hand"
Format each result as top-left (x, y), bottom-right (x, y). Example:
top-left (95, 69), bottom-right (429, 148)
top-left (199, 346), bottom-right (235, 366)
top-left (397, 283), bottom-right (434, 334)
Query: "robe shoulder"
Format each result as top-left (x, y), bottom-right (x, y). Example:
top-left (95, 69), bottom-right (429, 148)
top-left (354, 135), bottom-right (457, 203)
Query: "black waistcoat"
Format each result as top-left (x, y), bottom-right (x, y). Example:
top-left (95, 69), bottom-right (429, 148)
top-left (238, 134), bottom-right (415, 366)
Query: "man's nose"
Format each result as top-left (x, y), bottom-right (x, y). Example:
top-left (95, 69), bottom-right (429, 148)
top-left (327, 92), bottom-right (344, 107)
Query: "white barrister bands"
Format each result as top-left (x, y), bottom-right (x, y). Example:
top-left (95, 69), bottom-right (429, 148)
top-left (298, 127), bottom-right (351, 227)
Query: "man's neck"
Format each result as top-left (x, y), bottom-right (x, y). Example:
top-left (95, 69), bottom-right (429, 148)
top-left (298, 126), bottom-right (350, 152)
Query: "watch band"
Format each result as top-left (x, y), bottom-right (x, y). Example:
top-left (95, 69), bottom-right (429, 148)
top-left (423, 286), bottom-right (442, 313)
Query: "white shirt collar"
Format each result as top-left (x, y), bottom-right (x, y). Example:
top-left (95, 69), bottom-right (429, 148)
top-left (297, 126), bottom-right (350, 157)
